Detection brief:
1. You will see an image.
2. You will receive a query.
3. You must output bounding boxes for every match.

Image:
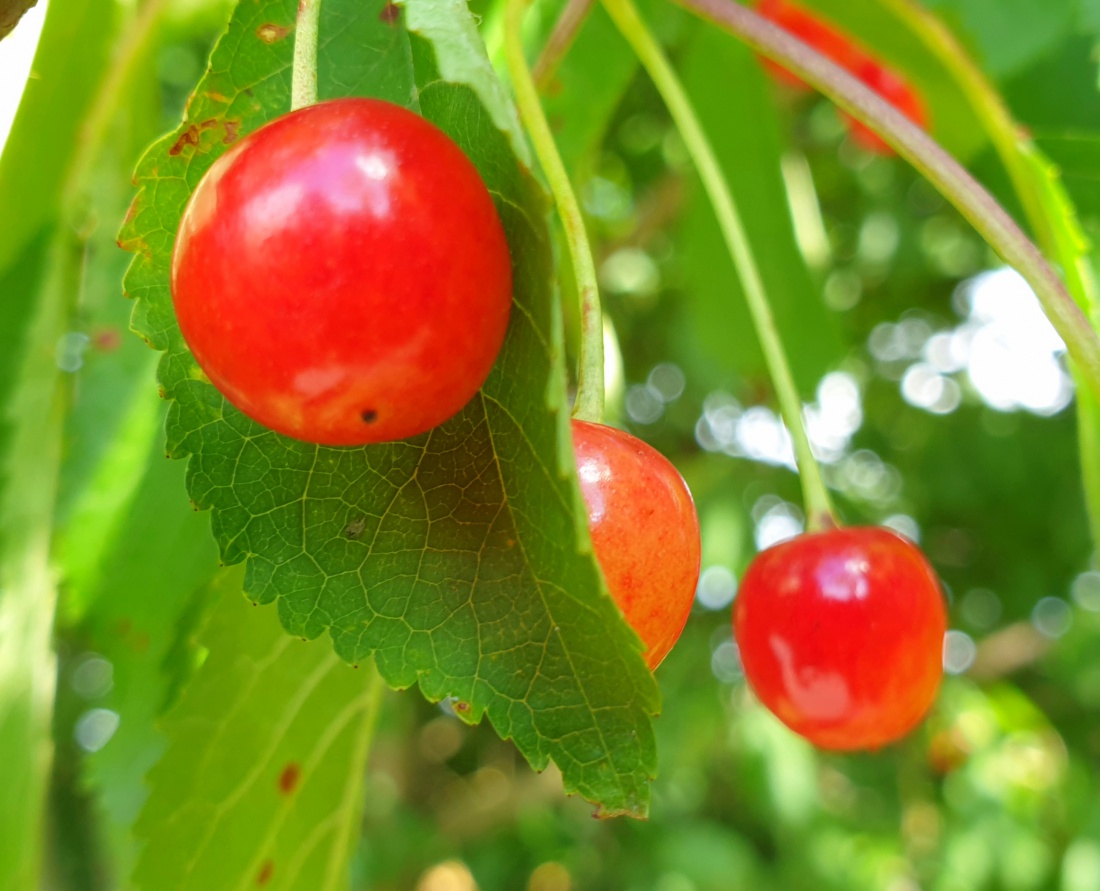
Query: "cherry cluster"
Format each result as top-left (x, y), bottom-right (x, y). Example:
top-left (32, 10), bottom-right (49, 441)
top-left (756, 0), bottom-right (928, 154)
top-left (170, 94), bottom-right (944, 754)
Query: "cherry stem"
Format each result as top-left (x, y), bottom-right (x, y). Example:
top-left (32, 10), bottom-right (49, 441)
top-left (880, 0), bottom-right (1100, 551)
top-left (666, 0), bottom-right (1100, 407)
top-left (601, 0), bottom-right (836, 531)
top-left (505, 0), bottom-right (605, 423)
top-left (533, 0), bottom-right (596, 90)
top-left (291, 0), bottom-right (322, 111)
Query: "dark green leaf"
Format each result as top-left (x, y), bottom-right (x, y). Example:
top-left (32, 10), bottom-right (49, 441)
top-left (119, 0), bottom-right (659, 816)
top-left (1035, 133), bottom-right (1100, 220)
top-left (674, 26), bottom-right (842, 395)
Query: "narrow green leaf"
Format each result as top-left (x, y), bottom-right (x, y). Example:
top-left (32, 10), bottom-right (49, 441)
top-left (120, 0), bottom-right (659, 816)
top-left (0, 0), bottom-right (122, 884)
top-left (1012, 144), bottom-right (1100, 552)
top-left (0, 228), bottom-right (74, 891)
top-left (675, 27), bottom-right (842, 395)
top-left (1035, 133), bottom-right (1100, 220)
top-left (133, 569), bottom-right (383, 891)
top-left (539, 1), bottom-right (642, 173)
top-left (70, 426), bottom-right (222, 881)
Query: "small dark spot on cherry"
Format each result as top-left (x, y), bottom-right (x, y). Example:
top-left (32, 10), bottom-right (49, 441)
top-left (361, 409), bottom-right (377, 423)
top-left (278, 762), bottom-right (301, 794)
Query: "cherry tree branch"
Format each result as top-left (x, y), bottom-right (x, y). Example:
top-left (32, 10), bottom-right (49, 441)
top-left (667, 0), bottom-right (1100, 404)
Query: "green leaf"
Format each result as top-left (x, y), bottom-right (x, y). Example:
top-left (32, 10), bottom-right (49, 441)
top-left (69, 425), bottom-right (222, 881)
top-left (0, 0), bottom-right (121, 885)
top-left (1012, 142), bottom-right (1100, 553)
top-left (133, 569), bottom-right (383, 891)
top-left (1034, 133), bottom-right (1100, 220)
top-left (539, 1), bottom-right (641, 173)
top-left (922, 0), bottom-right (1074, 79)
top-left (120, 0), bottom-right (659, 816)
top-left (674, 26), bottom-right (842, 395)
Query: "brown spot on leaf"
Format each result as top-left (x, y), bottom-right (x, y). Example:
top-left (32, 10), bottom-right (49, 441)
top-left (117, 235), bottom-right (152, 260)
top-left (122, 195), bottom-right (140, 227)
top-left (256, 22), bottom-right (291, 43)
top-left (205, 90), bottom-right (231, 104)
top-left (256, 861), bottom-right (274, 886)
top-left (452, 700), bottom-right (472, 715)
top-left (245, 88), bottom-right (255, 97)
top-left (168, 119), bottom-right (218, 157)
top-left (223, 119), bottom-right (241, 145)
top-left (344, 517), bottom-right (366, 539)
top-left (379, 1), bottom-right (400, 24)
top-left (278, 763), bottom-right (301, 795)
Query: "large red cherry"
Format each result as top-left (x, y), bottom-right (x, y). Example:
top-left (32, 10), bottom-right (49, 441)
top-left (572, 420), bottom-right (702, 670)
top-left (170, 97), bottom-right (512, 446)
top-left (733, 526), bottom-right (946, 750)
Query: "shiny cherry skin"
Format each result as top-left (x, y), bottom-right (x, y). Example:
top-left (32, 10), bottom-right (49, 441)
top-left (170, 97), bottom-right (512, 446)
top-left (572, 420), bottom-right (701, 670)
top-left (733, 526), bottom-right (946, 750)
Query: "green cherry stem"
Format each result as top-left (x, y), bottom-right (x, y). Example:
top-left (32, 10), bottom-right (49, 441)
top-left (601, 0), bottom-right (836, 530)
top-left (291, 0), bottom-right (322, 111)
top-left (666, 0), bottom-right (1100, 406)
top-left (506, 0), bottom-right (605, 423)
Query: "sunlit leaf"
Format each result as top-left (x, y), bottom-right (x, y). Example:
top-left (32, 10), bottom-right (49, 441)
top-left (133, 570), bottom-right (382, 891)
top-left (119, 0), bottom-right (659, 816)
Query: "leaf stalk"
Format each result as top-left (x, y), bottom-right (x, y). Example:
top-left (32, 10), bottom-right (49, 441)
top-left (665, 0), bottom-right (1100, 406)
top-left (505, 0), bottom-right (605, 423)
top-left (291, 0), bottom-right (322, 111)
top-left (601, 0), bottom-right (836, 530)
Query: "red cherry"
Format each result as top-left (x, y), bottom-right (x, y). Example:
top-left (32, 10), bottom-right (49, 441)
top-left (170, 97), bottom-right (512, 446)
top-left (733, 526), bottom-right (946, 750)
top-left (754, 0), bottom-right (928, 155)
top-left (572, 420), bottom-right (701, 670)
top-left (755, 0), bottom-right (863, 91)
